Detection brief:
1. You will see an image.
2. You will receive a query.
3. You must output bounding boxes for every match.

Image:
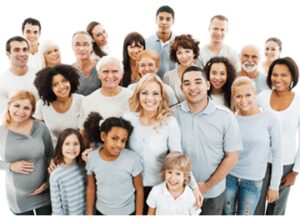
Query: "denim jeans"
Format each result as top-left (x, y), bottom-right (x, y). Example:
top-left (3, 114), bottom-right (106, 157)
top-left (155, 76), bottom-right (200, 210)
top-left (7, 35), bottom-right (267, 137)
top-left (224, 174), bottom-right (263, 215)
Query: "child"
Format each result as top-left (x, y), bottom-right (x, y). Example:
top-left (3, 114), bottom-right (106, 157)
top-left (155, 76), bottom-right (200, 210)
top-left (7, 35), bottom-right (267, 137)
top-left (147, 152), bottom-right (201, 215)
top-left (86, 117), bottom-right (144, 215)
top-left (49, 128), bottom-right (87, 215)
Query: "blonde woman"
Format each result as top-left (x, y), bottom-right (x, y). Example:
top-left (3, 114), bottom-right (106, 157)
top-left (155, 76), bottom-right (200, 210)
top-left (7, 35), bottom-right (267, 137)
top-left (38, 40), bottom-right (61, 69)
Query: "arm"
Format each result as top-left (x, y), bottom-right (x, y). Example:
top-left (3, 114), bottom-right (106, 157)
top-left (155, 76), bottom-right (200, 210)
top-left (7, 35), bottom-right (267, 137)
top-left (49, 175), bottom-right (63, 215)
top-left (86, 174), bottom-right (96, 215)
top-left (147, 207), bottom-right (156, 215)
top-left (133, 173), bottom-right (144, 215)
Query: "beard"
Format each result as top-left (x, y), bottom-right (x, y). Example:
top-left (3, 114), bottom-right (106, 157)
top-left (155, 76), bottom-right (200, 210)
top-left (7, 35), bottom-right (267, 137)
top-left (241, 61), bottom-right (258, 73)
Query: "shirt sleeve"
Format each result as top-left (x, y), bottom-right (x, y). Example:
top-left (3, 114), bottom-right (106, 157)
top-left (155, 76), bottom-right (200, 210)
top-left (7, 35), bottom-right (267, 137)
top-left (293, 112), bottom-right (300, 172)
top-left (224, 113), bottom-right (243, 152)
top-left (146, 185), bottom-right (158, 208)
top-left (85, 152), bottom-right (94, 175)
top-left (130, 151), bottom-right (143, 177)
top-left (42, 123), bottom-right (54, 162)
top-left (50, 173), bottom-right (64, 215)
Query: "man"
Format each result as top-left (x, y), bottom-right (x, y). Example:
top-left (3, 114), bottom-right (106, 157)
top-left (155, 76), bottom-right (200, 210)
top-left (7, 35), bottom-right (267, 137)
top-left (172, 66), bottom-right (242, 215)
top-left (0, 36), bottom-right (38, 120)
top-left (146, 5), bottom-right (176, 78)
top-left (200, 15), bottom-right (240, 71)
top-left (239, 44), bottom-right (269, 93)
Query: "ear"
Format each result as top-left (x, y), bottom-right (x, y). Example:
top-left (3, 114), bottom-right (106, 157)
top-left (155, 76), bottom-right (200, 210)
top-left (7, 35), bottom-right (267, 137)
top-left (6, 51), bottom-right (11, 58)
top-left (100, 132), bottom-right (106, 142)
top-left (206, 80), bottom-right (211, 91)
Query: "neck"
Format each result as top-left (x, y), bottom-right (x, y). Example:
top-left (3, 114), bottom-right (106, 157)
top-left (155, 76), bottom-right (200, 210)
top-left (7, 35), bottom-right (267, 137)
top-left (10, 65), bottom-right (28, 76)
top-left (77, 58), bottom-right (92, 67)
top-left (100, 148), bottom-right (118, 161)
top-left (9, 118), bottom-right (32, 128)
top-left (168, 185), bottom-right (184, 199)
top-left (63, 158), bottom-right (75, 166)
top-left (187, 97), bottom-right (208, 113)
top-left (29, 44), bottom-right (39, 55)
top-left (273, 89), bottom-right (293, 97)
top-left (240, 70), bottom-right (258, 79)
top-left (208, 41), bottom-right (223, 52)
top-left (101, 86), bottom-right (121, 96)
top-left (157, 31), bottom-right (171, 43)
top-left (55, 96), bottom-right (71, 104)
top-left (211, 87), bottom-right (222, 95)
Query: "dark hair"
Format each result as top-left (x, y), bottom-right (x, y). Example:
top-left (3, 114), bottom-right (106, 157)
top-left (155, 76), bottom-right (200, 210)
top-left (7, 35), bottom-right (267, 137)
top-left (6, 36), bottom-right (29, 52)
top-left (86, 21), bottom-right (107, 58)
top-left (54, 128), bottom-right (85, 167)
top-left (100, 117), bottom-right (134, 147)
top-left (181, 66), bottom-right (207, 83)
top-left (156, 5), bottom-right (175, 19)
top-left (265, 37), bottom-right (282, 51)
top-left (267, 57), bottom-right (299, 90)
top-left (22, 17), bottom-right (41, 32)
top-left (170, 34), bottom-right (200, 64)
top-left (83, 112), bottom-right (103, 145)
top-left (34, 64), bottom-right (80, 105)
top-left (122, 32), bottom-right (145, 87)
top-left (204, 57), bottom-right (237, 108)
top-left (210, 15), bottom-right (228, 23)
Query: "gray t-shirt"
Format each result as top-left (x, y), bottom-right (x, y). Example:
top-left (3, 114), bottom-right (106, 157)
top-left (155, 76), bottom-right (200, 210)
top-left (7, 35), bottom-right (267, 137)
top-left (74, 66), bottom-right (101, 96)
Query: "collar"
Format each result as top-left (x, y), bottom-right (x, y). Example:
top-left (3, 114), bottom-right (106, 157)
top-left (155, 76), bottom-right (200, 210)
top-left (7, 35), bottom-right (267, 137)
top-left (162, 181), bottom-right (189, 200)
top-left (179, 98), bottom-right (216, 115)
top-left (154, 32), bottom-right (175, 42)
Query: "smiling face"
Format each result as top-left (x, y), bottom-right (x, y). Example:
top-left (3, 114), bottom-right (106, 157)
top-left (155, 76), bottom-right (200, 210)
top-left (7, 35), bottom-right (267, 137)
top-left (176, 47), bottom-right (194, 67)
top-left (265, 40), bottom-right (281, 62)
top-left (72, 33), bottom-right (93, 60)
top-left (209, 62), bottom-right (227, 93)
top-left (98, 62), bottom-right (123, 90)
top-left (233, 84), bottom-right (257, 115)
top-left (44, 46), bottom-right (61, 67)
top-left (51, 73), bottom-right (71, 99)
top-left (209, 18), bottom-right (228, 44)
top-left (62, 134), bottom-right (81, 165)
top-left (139, 81), bottom-right (162, 115)
top-left (240, 46), bottom-right (260, 74)
top-left (91, 24), bottom-right (108, 47)
top-left (165, 168), bottom-right (185, 193)
top-left (138, 56), bottom-right (158, 76)
top-left (22, 23), bottom-right (40, 46)
top-left (271, 64), bottom-right (292, 92)
top-left (156, 12), bottom-right (174, 35)
top-left (8, 99), bottom-right (33, 123)
top-left (7, 40), bottom-right (29, 68)
top-left (127, 41), bottom-right (144, 61)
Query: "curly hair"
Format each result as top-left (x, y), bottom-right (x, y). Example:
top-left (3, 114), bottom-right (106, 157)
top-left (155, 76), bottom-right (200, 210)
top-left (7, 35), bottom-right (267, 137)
top-left (83, 112), bottom-right (103, 145)
top-left (34, 64), bottom-right (80, 105)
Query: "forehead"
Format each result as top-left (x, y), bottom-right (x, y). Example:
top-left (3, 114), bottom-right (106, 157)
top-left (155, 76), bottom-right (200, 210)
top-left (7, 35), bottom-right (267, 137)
top-left (233, 83), bottom-right (255, 93)
top-left (140, 56), bottom-right (155, 63)
top-left (10, 40), bottom-right (29, 49)
top-left (142, 81), bottom-right (161, 90)
top-left (24, 23), bottom-right (40, 31)
top-left (211, 62), bottom-right (226, 70)
top-left (242, 47), bottom-right (259, 56)
top-left (11, 98), bottom-right (32, 106)
top-left (73, 33), bottom-right (92, 43)
top-left (183, 70), bottom-right (205, 81)
top-left (210, 18), bottom-right (227, 28)
top-left (273, 64), bottom-right (290, 72)
top-left (92, 24), bottom-right (105, 34)
top-left (108, 127), bottom-right (128, 136)
top-left (101, 62), bottom-right (121, 71)
top-left (265, 40), bottom-right (279, 47)
top-left (157, 12), bottom-right (173, 19)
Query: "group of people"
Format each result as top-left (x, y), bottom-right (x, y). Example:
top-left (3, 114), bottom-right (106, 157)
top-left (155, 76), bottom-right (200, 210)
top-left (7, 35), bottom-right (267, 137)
top-left (0, 4), bottom-right (299, 216)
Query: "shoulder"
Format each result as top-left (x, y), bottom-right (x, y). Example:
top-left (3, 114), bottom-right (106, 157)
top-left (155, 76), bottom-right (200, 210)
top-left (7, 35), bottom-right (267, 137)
top-left (120, 87), bottom-right (133, 96)
top-left (123, 111), bottom-right (138, 121)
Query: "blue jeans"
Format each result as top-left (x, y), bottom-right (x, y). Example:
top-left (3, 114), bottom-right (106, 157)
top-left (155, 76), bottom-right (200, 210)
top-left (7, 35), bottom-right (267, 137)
top-left (224, 174), bottom-right (263, 215)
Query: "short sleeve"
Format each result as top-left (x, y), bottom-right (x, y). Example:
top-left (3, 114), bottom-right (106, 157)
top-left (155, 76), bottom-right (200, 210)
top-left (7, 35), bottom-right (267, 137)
top-left (85, 151), bottom-right (95, 175)
top-left (146, 185), bottom-right (159, 208)
top-left (223, 113), bottom-right (243, 152)
top-left (129, 151), bottom-right (143, 177)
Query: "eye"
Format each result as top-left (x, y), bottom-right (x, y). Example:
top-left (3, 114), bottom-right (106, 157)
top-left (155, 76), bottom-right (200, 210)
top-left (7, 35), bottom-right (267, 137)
top-left (176, 172), bottom-right (181, 176)
top-left (141, 91), bottom-right (148, 95)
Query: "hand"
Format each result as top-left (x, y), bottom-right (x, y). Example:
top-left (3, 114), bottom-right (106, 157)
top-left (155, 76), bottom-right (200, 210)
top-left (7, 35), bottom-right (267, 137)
top-left (28, 182), bottom-right (48, 196)
top-left (198, 181), bottom-right (210, 194)
top-left (10, 160), bottom-right (34, 175)
top-left (266, 188), bottom-right (279, 203)
top-left (81, 148), bottom-right (93, 162)
top-left (193, 187), bottom-right (204, 208)
top-left (47, 159), bottom-right (56, 175)
top-left (281, 171), bottom-right (298, 187)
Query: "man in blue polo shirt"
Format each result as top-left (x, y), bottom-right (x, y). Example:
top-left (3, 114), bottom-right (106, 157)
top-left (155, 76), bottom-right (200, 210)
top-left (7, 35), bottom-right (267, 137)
top-left (172, 66), bottom-right (242, 215)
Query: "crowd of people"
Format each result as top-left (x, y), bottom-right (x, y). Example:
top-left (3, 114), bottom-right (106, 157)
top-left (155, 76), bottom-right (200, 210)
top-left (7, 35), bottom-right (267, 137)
top-left (0, 4), bottom-right (299, 216)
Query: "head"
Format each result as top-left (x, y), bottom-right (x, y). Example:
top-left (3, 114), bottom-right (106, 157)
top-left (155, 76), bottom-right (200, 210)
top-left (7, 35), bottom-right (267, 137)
top-left (170, 34), bottom-right (200, 66)
top-left (267, 57), bottom-right (299, 91)
top-left (96, 56), bottom-right (124, 90)
top-left (136, 50), bottom-right (160, 76)
top-left (34, 64), bottom-right (79, 105)
top-left (6, 36), bottom-right (29, 68)
top-left (240, 45), bottom-right (261, 75)
top-left (204, 57), bottom-right (237, 107)
top-left (83, 112), bottom-right (103, 145)
top-left (3, 90), bottom-right (36, 127)
top-left (39, 40), bottom-right (61, 68)
top-left (156, 5), bottom-right (175, 35)
top-left (54, 128), bottom-right (85, 167)
top-left (21, 17), bottom-right (41, 46)
top-left (86, 21), bottom-right (108, 58)
top-left (265, 37), bottom-right (282, 62)
top-left (209, 15), bottom-right (228, 44)
top-left (72, 31), bottom-right (93, 61)
top-left (161, 152), bottom-right (192, 188)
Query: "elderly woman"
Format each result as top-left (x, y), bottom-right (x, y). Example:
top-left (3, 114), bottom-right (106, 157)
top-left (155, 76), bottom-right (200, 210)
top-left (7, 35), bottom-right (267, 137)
top-left (38, 40), bottom-right (61, 69)
top-left (0, 90), bottom-right (53, 215)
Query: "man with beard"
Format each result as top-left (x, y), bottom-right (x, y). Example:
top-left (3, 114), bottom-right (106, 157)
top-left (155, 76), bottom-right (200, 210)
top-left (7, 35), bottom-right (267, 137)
top-left (146, 5), bottom-right (176, 79)
top-left (239, 45), bottom-right (269, 93)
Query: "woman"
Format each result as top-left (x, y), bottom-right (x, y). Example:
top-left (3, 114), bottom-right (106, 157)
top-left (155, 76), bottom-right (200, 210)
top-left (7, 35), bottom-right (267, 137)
top-left (204, 56), bottom-right (236, 108)
top-left (121, 32), bottom-right (145, 87)
top-left (34, 64), bottom-right (84, 147)
top-left (163, 34), bottom-right (200, 102)
top-left (38, 40), bottom-right (61, 69)
top-left (256, 57), bottom-right (300, 215)
top-left (86, 21), bottom-right (109, 60)
top-left (262, 37), bottom-right (282, 74)
top-left (224, 76), bottom-right (282, 215)
top-left (0, 90), bottom-right (53, 215)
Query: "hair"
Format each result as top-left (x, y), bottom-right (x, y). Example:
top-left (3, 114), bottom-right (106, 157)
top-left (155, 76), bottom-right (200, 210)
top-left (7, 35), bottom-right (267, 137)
top-left (100, 117), bottom-right (134, 148)
top-left (231, 76), bottom-right (257, 96)
top-left (170, 34), bottom-right (200, 64)
top-left (204, 57), bottom-right (237, 108)
top-left (38, 40), bottom-right (60, 68)
top-left (22, 17), bottom-right (41, 32)
top-left (72, 31), bottom-right (93, 46)
top-left (53, 128), bottom-right (85, 167)
top-left (265, 37), bottom-right (282, 51)
top-left (160, 151), bottom-right (192, 186)
top-left (181, 66), bottom-right (207, 83)
top-left (210, 15), bottom-right (228, 23)
top-left (6, 36), bottom-right (29, 52)
top-left (122, 32), bottom-right (145, 87)
top-left (156, 5), bottom-right (175, 19)
top-left (3, 90), bottom-right (36, 127)
top-left (83, 112), bottom-right (103, 146)
top-left (129, 74), bottom-right (171, 127)
top-left (86, 21), bottom-right (108, 58)
top-left (267, 57), bottom-right (299, 90)
top-left (34, 64), bottom-right (80, 105)
top-left (136, 50), bottom-right (160, 73)
top-left (96, 55), bottom-right (123, 73)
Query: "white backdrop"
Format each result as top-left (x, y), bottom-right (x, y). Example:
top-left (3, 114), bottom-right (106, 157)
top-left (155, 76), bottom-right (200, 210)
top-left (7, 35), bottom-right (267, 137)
top-left (0, 0), bottom-right (299, 215)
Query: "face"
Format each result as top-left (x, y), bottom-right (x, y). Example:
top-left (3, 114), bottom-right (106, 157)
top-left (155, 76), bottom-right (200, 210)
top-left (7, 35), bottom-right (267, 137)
top-left (241, 47), bottom-right (260, 73)
top-left (138, 57), bottom-right (158, 76)
top-left (44, 46), bottom-right (61, 67)
top-left (127, 42), bottom-right (144, 61)
top-left (233, 84), bottom-right (257, 114)
top-left (101, 127), bottom-right (128, 157)
top-left (165, 168), bottom-right (185, 192)
top-left (72, 34), bottom-right (93, 60)
top-left (91, 24), bottom-right (108, 47)
top-left (7, 41), bottom-right (29, 68)
top-left (209, 62), bottom-right (227, 92)
top-left (8, 99), bottom-right (33, 123)
top-left (156, 12), bottom-right (174, 35)
top-left (181, 71), bottom-right (210, 106)
top-left (51, 74), bottom-right (71, 99)
top-left (209, 18), bottom-right (228, 44)
top-left (176, 47), bottom-right (194, 67)
top-left (98, 62), bottom-right (123, 90)
top-left (271, 64), bottom-right (292, 92)
top-left (23, 23), bottom-right (40, 45)
top-left (62, 134), bottom-right (81, 163)
top-left (139, 81), bottom-right (162, 114)
top-left (265, 41), bottom-right (281, 62)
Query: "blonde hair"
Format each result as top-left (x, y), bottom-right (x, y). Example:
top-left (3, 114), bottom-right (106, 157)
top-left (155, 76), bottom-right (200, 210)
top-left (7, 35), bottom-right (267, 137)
top-left (3, 90), bottom-right (36, 127)
top-left (231, 76), bottom-right (257, 95)
top-left (161, 151), bottom-right (192, 186)
top-left (129, 74), bottom-right (171, 128)
top-left (136, 50), bottom-right (160, 70)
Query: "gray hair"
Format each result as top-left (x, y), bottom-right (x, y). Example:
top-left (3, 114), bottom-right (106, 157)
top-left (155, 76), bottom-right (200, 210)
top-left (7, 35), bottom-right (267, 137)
top-left (96, 56), bottom-right (124, 73)
top-left (72, 31), bottom-right (93, 44)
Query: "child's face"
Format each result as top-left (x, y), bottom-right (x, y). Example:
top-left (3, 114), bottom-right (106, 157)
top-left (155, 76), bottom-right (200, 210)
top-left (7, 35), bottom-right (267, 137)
top-left (165, 168), bottom-right (185, 192)
top-left (62, 134), bottom-right (81, 164)
top-left (101, 127), bottom-right (128, 157)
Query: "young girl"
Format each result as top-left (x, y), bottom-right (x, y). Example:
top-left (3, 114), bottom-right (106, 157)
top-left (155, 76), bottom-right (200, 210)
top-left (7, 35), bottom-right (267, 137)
top-left (86, 117), bottom-right (144, 215)
top-left (147, 152), bottom-right (201, 215)
top-left (49, 128), bottom-right (86, 215)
